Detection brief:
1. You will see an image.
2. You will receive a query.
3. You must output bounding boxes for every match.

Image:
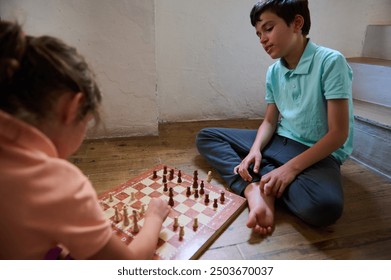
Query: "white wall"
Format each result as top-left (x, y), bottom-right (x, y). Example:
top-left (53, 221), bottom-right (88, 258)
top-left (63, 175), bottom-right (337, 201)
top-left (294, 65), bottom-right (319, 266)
top-left (156, 0), bottom-right (271, 122)
top-left (1, 0), bottom-right (390, 137)
top-left (0, 0), bottom-right (158, 138)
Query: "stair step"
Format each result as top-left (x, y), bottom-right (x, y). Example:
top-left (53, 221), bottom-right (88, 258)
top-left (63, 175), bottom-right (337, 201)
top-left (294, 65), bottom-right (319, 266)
top-left (352, 116), bottom-right (391, 178)
top-left (353, 99), bottom-right (391, 128)
top-left (348, 57), bottom-right (391, 107)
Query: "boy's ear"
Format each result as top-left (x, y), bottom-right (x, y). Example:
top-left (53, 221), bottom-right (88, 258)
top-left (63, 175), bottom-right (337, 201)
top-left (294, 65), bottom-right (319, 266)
top-left (63, 92), bottom-right (85, 125)
top-left (293, 15), bottom-right (305, 33)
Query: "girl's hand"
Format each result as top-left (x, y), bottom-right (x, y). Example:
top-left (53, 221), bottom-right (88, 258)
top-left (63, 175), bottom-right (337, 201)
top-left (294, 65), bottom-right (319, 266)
top-left (145, 197), bottom-right (170, 223)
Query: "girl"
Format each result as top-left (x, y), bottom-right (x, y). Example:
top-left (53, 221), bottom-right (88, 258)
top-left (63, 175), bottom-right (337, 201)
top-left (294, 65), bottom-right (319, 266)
top-left (0, 21), bottom-right (170, 259)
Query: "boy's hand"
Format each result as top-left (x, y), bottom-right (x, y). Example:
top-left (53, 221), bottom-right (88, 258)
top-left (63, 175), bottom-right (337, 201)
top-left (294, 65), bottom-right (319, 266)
top-left (260, 164), bottom-right (297, 198)
top-left (234, 150), bottom-right (262, 182)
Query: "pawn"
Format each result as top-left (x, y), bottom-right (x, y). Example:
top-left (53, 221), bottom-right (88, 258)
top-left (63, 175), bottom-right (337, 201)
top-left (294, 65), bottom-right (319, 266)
top-left (152, 170), bottom-right (157, 179)
top-left (169, 169), bottom-right (174, 181)
top-left (123, 205), bottom-right (130, 226)
top-left (213, 198), bottom-right (218, 209)
top-left (206, 171), bottom-right (212, 183)
top-left (132, 213), bottom-right (139, 233)
top-left (193, 218), bottom-right (199, 231)
top-left (113, 206), bottom-right (122, 223)
top-left (169, 187), bottom-right (174, 197)
top-left (173, 217), bottom-right (179, 230)
top-left (109, 193), bottom-right (114, 202)
top-left (194, 189), bottom-right (199, 199)
top-left (163, 165), bottom-right (167, 174)
top-left (179, 225), bottom-right (185, 241)
top-left (140, 204), bottom-right (146, 215)
top-left (168, 195), bottom-right (174, 207)
top-left (186, 186), bottom-right (191, 197)
top-left (162, 174), bottom-right (167, 183)
top-left (204, 193), bottom-right (210, 204)
top-left (199, 180), bottom-right (205, 195)
top-left (163, 183), bottom-right (168, 192)
top-left (220, 191), bottom-right (225, 204)
top-left (129, 192), bottom-right (135, 202)
top-left (177, 170), bottom-right (182, 183)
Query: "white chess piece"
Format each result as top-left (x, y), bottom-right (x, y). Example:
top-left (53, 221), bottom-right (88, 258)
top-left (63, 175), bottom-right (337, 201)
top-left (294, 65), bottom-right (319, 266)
top-left (207, 171), bottom-right (212, 183)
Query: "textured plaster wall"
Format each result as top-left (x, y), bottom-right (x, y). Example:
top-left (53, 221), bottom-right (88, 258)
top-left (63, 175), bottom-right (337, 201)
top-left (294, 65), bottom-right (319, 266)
top-left (0, 0), bottom-right (158, 138)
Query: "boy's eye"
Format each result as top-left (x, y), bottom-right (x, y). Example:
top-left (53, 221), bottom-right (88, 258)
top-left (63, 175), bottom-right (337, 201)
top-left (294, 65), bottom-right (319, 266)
top-left (265, 26), bottom-right (274, 32)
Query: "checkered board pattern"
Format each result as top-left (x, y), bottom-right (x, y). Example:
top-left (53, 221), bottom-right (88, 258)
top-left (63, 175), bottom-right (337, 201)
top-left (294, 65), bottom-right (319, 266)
top-left (98, 164), bottom-right (247, 260)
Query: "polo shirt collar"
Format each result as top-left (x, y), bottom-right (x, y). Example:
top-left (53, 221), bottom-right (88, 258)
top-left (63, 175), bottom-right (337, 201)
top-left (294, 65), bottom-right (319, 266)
top-left (280, 39), bottom-right (317, 76)
top-left (0, 110), bottom-right (58, 158)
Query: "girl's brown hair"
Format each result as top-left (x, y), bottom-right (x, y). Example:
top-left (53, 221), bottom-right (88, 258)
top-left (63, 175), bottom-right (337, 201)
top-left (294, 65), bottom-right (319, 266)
top-left (0, 21), bottom-right (102, 124)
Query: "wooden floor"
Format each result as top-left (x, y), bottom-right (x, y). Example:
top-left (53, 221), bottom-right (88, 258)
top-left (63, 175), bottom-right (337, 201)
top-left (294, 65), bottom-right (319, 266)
top-left (70, 120), bottom-right (391, 260)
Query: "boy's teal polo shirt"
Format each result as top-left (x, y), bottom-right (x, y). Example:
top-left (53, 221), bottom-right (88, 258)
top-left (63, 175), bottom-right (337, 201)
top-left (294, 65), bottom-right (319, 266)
top-left (265, 40), bottom-right (353, 163)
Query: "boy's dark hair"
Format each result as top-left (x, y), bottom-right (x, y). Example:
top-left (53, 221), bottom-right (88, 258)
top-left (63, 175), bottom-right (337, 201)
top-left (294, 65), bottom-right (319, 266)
top-left (0, 21), bottom-right (102, 124)
top-left (250, 0), bottom-right (311, 36)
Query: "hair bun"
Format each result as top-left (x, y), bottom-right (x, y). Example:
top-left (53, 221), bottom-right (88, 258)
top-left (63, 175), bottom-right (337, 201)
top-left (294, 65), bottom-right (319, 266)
top-left (0, 58), bottom-right (20, 83)
top-left (0, 21), bottom-right (26, 84)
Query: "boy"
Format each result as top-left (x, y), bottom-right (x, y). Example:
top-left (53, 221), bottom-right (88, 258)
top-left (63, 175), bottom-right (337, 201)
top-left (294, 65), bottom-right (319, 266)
top-left (196, 0), bottom-right (353, 235)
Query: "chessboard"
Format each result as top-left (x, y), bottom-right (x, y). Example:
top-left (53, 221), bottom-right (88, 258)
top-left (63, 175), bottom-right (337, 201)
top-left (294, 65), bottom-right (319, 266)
top-left (98, 164), bottom-right (247, 260)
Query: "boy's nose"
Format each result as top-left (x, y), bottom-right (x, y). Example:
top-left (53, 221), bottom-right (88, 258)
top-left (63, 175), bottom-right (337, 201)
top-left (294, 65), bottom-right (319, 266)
top-left (260, 35), bottom-right (268, 45)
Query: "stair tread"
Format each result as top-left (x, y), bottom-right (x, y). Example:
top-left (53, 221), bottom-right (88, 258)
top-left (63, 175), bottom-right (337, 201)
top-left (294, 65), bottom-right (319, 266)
top-left (353, 99), bottom-right (391, 128)
top-left (348, 57), bottom-right (391, 67)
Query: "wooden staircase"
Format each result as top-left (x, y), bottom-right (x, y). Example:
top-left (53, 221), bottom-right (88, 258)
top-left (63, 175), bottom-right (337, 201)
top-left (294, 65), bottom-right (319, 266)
top-left (347, 25), bottom-right (391, 179)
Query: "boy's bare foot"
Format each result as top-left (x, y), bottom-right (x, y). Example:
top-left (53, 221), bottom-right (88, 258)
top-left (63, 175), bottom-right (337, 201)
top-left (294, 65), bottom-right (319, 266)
top-left (244, 182), bottom-right (275, 235)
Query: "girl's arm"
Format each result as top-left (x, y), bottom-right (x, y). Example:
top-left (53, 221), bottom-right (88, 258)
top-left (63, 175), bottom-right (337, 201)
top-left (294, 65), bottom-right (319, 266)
top-left (88, 197), bottom-right (170, 260)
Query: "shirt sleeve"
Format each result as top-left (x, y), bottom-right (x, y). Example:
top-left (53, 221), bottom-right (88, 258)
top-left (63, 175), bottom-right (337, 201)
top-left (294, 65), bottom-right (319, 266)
top-left (265, 66), bottom-right (276, 104)
top-left (322, 52), bottom-right (353, 100)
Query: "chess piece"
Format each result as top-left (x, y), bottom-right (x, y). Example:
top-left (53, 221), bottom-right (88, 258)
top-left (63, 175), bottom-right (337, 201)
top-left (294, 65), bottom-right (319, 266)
top-left (163, 165), bottom-right (167, 174)
top-left (204, 193), bottom-right (210, 204)
top-left (168, 194), bottom-right (174, 207)
top-left (220, 191), bottom-right (225, 204)
top-left (113, 206), bottom-right (122, 223)
top-left (152, 170), bottom-right (157, 179)
top-left (169, 187), bottom-right (174, 196)
top-left (173, 217), bottom-right (179, 230)
top-left (193, 170), bottom-right (198, 181)
top-left (207, 171), bottom-right (212, 183)
top-left (163, 183), bottom-right (168, 192)
top-left (109, 193), bottom-right (113, 202)
top-left (132, 211), bottom-right (139, 233)
top-left (162, 174), bottom-right (167, 184)
top-left (200, 180), bottom-right (205, 195)
top-left (194, 189), bottom-right (199, 199)
top-left (213, 198), bottom-right (218, 209)
top-left (169, 169), bottom-right (174, 181)
top-left (186, 186), bottom-right (191, 197)
top-left (193, 218), bottom-right (199, 231)
top-left (177, 170), bottom-right (182, 183)
top-left (192, 179), bottom-right (198, 188)
top-left (123, 205), bottom-right (130, 226)
top-left (140, 204), bottom-right (146, 215)
top-left (179, 225), bottom-right (185, 241)
top-left (130, 192), bottom-right (135, 202)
